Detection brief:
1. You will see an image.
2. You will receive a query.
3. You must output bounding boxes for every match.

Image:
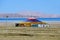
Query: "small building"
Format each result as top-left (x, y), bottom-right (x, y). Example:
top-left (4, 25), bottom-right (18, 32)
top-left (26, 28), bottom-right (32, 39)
top-left (15, 18), bottom-right (49, 27)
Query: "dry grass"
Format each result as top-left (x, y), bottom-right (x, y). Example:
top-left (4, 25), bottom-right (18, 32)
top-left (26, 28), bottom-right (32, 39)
top-left (0, 20), bottom-right (60, 40)
top-left (0, 27), bottom-right (60, 40)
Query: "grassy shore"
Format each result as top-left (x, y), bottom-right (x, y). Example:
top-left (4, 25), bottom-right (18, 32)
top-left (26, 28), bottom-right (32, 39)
top-left (0, 21), bottom-right (59, 40)
top-left (0, 27), bottom-right (59, 40)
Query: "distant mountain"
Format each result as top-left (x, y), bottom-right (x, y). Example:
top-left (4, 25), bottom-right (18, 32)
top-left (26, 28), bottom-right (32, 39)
top-left (0, 11), bottom-right (60, 18)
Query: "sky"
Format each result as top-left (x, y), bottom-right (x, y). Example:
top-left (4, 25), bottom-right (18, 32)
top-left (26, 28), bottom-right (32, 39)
top-left (0, 0), bottom-right (60, 14)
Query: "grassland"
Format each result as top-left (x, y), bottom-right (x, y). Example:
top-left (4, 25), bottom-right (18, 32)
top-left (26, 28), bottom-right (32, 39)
top-left (0, 21), bottom-right (59, 40)
top-left (0, 27), bottom-right (60, 40)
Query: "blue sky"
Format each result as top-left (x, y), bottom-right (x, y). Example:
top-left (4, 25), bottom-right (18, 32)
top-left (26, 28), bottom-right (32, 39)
top-left (0, 0), bottom-right (60, 14)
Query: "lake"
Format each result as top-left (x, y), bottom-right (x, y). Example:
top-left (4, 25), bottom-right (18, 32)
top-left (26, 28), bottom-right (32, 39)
top-left (0, 18), bottom-right (60, 22)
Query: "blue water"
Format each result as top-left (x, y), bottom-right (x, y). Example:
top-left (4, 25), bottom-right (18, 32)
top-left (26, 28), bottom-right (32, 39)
top-left (0, 18), bottom-right (60, 21)
top-left (38, 18), bottom-right (60, 21)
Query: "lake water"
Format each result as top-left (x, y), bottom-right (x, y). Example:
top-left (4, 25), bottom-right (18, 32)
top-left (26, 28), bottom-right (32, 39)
top-left (0, 18), bottom-right (60, 22)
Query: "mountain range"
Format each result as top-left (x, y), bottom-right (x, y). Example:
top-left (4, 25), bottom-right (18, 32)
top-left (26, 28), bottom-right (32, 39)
top-left (0, 11), bottom-right (60, 18)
